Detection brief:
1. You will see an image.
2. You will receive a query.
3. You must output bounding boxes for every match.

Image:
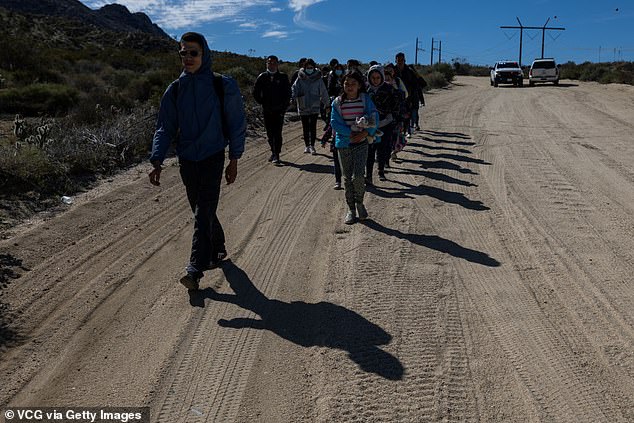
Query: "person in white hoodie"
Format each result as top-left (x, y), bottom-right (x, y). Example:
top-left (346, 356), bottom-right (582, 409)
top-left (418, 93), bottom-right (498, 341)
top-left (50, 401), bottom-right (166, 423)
top-left (366, 64), bottom-right (402, 183)
top-left (292, 58), bottom-right (330, 154)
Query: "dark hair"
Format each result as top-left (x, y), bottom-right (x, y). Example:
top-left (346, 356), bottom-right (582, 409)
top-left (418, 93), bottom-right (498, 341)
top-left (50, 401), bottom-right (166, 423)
top-left (298, 57), bottom-right (308, 66)
top-left (304, 58), bottom-right (316, 67)
top-left (341, 70), bottom-right (366, 99)
top-left (369, 60), bottom-right (379, 66)
top-left (267, 55), bottom-right (279, 61)
top-left (329, 58), bottom-right (339, 67)
top-left (346, 59), bottom-right (361, 68)
top-left (395, 52), bottom-right (405, 59)
top-left (180, 32), bottom-right (205, 48)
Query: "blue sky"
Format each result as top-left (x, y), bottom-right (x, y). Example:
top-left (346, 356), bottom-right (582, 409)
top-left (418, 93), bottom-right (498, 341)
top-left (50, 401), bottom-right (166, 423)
top-left (81, 0), bottom-right (633, 65)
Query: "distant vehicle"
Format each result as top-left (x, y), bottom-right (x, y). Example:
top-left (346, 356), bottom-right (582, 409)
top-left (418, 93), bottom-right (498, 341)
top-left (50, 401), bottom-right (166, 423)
top-left (529, 58), bottom-right (559, 86)
top-left (490, 61), bottom-right (524, 87)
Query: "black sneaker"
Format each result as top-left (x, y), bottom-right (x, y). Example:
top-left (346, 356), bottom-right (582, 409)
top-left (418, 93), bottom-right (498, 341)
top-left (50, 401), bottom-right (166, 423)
top-left (268, 153), bottom-right (275, 162)
top-left (378, 172), bottom-right (387, 181)
top-left (208, 251), bottom-right (228, 269)
top-left (180, 272), bottom-right (201, 290)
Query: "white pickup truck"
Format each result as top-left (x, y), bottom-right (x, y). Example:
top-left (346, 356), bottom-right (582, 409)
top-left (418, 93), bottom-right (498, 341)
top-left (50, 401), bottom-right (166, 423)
top-left (490, 61), bottom-right (524, 87)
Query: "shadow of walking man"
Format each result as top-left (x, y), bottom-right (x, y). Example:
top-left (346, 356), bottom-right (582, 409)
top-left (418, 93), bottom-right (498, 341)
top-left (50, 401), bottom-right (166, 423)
top-left (194, 260), bottom-right (404, 381)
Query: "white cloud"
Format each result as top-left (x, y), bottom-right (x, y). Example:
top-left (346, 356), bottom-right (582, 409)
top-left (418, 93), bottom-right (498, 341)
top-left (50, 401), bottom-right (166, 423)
top-left (288, 0), bottom-right (324, 11)
top-left (263, 30), bottom-right (288, 39)
top-left (270, 7), bottom-right (283, 12)
top-left (239, 22), bottom-right (259, 29)
top-left (81, 0), bottom-right (274, 30)
top-left (287, 0), bottom-right (329, 31)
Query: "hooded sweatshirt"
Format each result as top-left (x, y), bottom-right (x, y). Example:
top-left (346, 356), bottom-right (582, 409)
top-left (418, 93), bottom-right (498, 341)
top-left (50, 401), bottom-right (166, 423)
top-left (366, 64), bottom-right (400, 128)
top-left (291, 68), bottom-right (330, 115)
top-left (150, 33), bottom-right (246, 163)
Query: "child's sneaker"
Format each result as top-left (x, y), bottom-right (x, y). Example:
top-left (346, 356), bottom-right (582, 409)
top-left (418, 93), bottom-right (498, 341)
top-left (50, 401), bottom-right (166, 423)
top-left (344, 210), bottom-right (356, 225)
top-left (304, 146), bottom-right (310, 153)
top-left (333, 181), bottom-right (342, 190)
top-left (309, 145), bottom-right (317, 155)
top-left (378, 172), bottom-right (387, 181)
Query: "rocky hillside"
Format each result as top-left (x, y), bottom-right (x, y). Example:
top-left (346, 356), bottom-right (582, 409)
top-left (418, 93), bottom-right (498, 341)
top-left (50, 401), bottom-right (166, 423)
top-left (0, 0), bottom-right (169, 38)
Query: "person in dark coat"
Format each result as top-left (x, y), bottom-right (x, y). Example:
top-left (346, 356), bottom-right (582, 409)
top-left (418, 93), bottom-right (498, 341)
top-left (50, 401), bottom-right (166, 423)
top-left (253, 55), bottom-right (292, 164)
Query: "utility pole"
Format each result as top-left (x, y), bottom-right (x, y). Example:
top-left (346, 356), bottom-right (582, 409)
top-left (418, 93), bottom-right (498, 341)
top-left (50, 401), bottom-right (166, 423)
top-left (501, 17), bottom-right (565, 66)
top-left (430, 38), bottom-right (441, 66)
top-left (439, 40), bottom-right (442, 63)
top-left (539, 18), bottom-right (564, 58)
top-left (414, 37), bottom-right (426, 65)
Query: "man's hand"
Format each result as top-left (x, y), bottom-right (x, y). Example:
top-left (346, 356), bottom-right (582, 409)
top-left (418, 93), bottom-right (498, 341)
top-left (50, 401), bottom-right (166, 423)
top-left (350, 130), bottom-right (368, 144)
top-left (149, 166), bottom-right (162, 186)
top-left (225, 159), bottom-right (238, 185)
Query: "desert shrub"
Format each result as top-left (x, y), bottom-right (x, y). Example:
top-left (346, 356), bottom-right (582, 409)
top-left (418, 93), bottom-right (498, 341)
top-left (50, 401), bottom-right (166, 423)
top-left (221, 66), bottom-right (258, 89)
top-left (71, 73), bottom-right (106, 93)
top-left (123, 76), bottom-right (152, 102)
top-left (423, 71), bottom-right (449, 89)
top-left (0, 84), bottom-right (79, 115)
top-left (0, 144), bottom-right (68, 192)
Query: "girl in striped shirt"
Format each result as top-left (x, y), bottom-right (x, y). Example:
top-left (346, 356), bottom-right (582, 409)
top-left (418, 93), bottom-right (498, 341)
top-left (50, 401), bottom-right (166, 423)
top-left (330, 70), bottom-right (379, 224)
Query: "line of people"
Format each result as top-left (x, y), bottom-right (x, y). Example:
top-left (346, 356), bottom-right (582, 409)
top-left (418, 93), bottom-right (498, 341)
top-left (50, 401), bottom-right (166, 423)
top-left (149, 32), bottom-right (428, 288)
top-left (253, 52), bottom-right (428, 224)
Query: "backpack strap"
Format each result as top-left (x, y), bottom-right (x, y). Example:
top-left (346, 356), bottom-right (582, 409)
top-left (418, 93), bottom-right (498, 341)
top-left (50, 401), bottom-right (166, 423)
top-left (213, 72), bottom-right (229, 141)
top-left (170, 74), bottom-right (229, 141)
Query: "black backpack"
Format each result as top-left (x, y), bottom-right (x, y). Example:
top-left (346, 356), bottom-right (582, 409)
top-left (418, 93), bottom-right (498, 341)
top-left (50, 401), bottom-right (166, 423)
top-left (170, 72), bottom-right (229, 141)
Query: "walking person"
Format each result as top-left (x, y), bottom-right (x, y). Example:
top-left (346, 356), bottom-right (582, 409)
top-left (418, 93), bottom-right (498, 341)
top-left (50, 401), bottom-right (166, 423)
top-left (365, 64), bottom-right (400, 183)
top-left (253, 55), bottom-right (291, 165)
top-left (149, 32), bottom-right (246, 290)
top-left (394, 52), bottom-right (423, 137)
top-left (321, 61), bottom-right (346, 189)
top-left (292, 58), bottom-right (329, 155)
top-left (330, 70), bottom-right (378, 224)
top-left (384, 63), bottom-right (408, 161)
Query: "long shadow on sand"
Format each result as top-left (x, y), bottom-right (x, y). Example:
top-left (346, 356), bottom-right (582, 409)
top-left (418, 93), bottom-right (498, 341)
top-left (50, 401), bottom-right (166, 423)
top-left (370, 180), bottom-right (487, 210)
top-left (282, 161), bottom-right (333, 175)
top-left (415, 152), bottom-right (491, 166)
top-left (387, 168), bottom-right (477, 188)
top-left (189, 261), bottom-right (404, 380)
top-left (362, 221), bottom-right (501, 267)
top-left (395, 158), bottom-right (478, 175)
top-left (422, 130), bottom-right (471, 139)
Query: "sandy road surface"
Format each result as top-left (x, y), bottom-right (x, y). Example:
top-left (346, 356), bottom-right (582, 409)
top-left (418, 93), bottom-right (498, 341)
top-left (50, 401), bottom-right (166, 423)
top-left (1, 76), bottom-right (634, 422)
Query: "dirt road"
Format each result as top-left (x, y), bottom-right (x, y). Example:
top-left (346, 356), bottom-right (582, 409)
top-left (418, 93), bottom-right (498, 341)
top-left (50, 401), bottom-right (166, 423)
top-left (1, 76), bottom-right (634, 422)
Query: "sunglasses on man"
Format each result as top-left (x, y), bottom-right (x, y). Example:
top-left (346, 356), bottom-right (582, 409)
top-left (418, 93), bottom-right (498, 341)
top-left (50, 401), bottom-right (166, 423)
top-left (179, 49), bottom-right (200, 58)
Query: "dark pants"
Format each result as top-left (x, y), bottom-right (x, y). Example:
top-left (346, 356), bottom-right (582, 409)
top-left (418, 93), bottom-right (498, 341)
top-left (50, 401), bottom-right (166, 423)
top-left (179, 151), bottom-right (226, 275)
top-left (333, 146), bottom-right (342, 183)
top-left (263, 110), bottom-right (285, 156)
top-left (366, 123), bottom-right (396, 177)
top-left (300, 114), bottom-right (319, 147)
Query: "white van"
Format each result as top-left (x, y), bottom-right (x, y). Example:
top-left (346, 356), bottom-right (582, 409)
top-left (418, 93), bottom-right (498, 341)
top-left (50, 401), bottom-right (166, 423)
top-left (529, 59), bottom-right (559, 86)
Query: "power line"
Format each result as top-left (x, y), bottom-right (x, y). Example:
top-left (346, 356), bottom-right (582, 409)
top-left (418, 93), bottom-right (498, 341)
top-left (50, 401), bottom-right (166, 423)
top-left (500, 17), bottom-right (565, 66)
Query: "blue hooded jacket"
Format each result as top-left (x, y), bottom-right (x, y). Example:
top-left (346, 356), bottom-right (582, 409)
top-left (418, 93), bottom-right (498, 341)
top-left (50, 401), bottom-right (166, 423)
top-left (150, 34), bottom-right (246, 163)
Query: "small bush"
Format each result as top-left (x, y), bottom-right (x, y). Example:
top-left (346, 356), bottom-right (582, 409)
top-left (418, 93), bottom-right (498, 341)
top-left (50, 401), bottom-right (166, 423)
top-left (221, 66), bottom-right (258, 88)
top-left (423, 71), bottom-right (449, 89)
top-left (0, 84), bottom-right (79, 115)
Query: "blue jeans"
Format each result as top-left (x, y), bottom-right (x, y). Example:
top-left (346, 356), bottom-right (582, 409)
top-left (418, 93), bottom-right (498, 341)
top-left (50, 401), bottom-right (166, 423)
top-left (179, 151), bottom-right (226, 275)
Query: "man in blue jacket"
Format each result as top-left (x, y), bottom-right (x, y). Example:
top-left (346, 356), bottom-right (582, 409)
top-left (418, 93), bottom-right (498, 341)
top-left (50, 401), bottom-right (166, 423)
top-left (149, 32), bottom-right (246, 290)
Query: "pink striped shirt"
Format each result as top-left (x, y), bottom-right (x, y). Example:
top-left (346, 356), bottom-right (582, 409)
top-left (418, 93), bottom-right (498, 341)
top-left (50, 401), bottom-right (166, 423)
top-left (340, 98), bottom-right (364, 127)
